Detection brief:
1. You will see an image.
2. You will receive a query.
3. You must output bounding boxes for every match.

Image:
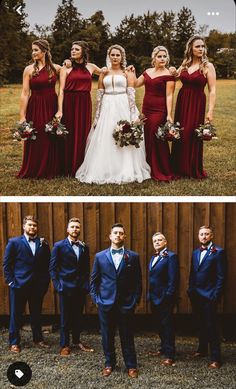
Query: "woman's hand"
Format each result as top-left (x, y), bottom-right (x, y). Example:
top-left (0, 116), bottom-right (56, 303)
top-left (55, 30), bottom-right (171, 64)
top-left (169, 66), bottom-right (178, 77)
top-left (206, 111), bottom-right (213, 122)
top-left (126, 64), bottom-right (135, 72)
top-left (166, 115), bottom-right (173, 123)
top-left (100, 66), bottom-right (109, 75)
top-left (55, 111), bottom-right (63, 120)
top-left (63, 59), bottom-right (72, 68)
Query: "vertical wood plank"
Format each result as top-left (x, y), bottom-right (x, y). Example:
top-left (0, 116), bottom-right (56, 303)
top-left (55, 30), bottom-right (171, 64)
top-left (0, 204), bottom-right (9, 314)
top-left (224, 203), bottom-right (236, 313)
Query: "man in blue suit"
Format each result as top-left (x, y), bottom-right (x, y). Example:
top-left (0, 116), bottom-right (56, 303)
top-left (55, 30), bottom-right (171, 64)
top-left (188, 225), bottom-right (226, 369)
top-left (3, 215), bottom-right (50, 353)
top-left (50, 217), bottom-right (93, 356)
top-left (90, 223), bottom-right (142, 378)
top-left (148, 232), bottom-right (179, 366)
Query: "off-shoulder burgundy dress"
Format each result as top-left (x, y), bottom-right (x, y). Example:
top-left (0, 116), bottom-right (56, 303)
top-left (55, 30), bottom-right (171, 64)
top-left (142, 72), bottom-right (176, 181)
top-left (171, 69), bottom-right (207, 178)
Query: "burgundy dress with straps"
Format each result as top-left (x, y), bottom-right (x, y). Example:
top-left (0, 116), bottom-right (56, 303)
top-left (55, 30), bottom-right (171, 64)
top-left (171, 69), bottom-right (207, 178)
top-left (18, 67), bottom-right (60, 178)
top-left (62, 64), bottom-right (92, 176)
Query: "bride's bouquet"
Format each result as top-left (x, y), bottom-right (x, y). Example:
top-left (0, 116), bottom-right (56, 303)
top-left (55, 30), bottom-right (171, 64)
top-left (45, 117), bottom-right (69, 137)
top-left (156, 121), bottom-right (183, 141)
top-left (194, 122), bottom-right (218, 140)
top-left (112, 114), bottom-right (145, 148)
top-left (11, 121), bottom-right (37, 141)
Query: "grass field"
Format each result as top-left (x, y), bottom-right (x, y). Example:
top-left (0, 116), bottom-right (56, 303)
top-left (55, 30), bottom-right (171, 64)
top-left (0, 80), bottom-right (235, 196)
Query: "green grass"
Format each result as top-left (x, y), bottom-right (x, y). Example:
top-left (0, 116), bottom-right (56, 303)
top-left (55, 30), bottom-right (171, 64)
top-left (0, 80), bottom-right (235, 196)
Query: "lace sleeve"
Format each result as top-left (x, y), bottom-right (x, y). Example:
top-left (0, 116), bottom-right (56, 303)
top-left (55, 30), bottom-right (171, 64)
top-left (127, 87), bottom-right (136, 122)
top-left (92, 89), bottom-right (105, 128)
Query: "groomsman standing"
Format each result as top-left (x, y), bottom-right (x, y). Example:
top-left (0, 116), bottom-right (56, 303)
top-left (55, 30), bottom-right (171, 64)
top-left (50, 217), bottom-right (93, 356)
top-left (3, 215), bottom-right (50, 352)
top-left (90, 223), bottom-right (142, 378)
top-left (188, 225), bottom-right (226, 368)
top-left (148, 232), bottom-right (179, 366)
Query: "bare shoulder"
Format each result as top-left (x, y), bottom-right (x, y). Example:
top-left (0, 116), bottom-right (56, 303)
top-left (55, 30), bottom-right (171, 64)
top-left (206, 62), bottom-right (215, 70)
top-left (24, 64), bottom-right (34, 74)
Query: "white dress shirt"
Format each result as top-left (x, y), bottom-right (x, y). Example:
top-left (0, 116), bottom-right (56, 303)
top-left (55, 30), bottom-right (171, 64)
top-left (68, 237), bottom-right (80, 259)
top-left (152, 248), bottom-right (166, 268)
top-left (24, 233), bottom-right (36, 256)
top-left (199, 242), bottom-right (212, 265)
top-left (110, 246), bottom-right (124, 270)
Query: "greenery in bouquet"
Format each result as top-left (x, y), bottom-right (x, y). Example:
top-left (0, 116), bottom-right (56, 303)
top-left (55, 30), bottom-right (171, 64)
top-left (156, 120), bottom-right (183, 141)
top-left (194, 122), bottom-right (218, 140)
top-left (45, 117), bottom-right (69, 137)
top-left (112, 114), bottom-right (145, 148)
top-left (11, 121), bottom-right (37, 141)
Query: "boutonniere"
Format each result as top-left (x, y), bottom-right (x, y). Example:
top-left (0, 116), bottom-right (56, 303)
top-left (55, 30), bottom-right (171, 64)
top-left (124, 252), bottom-right (130, 264)
top-left (209, 246), bottom-right (217, 255)
top-left (79, 240), bottom-right (86, 252)
top-left (161, 249), bottom-right (168, 257)
top-left (40, 238), bottom-right (48, 247)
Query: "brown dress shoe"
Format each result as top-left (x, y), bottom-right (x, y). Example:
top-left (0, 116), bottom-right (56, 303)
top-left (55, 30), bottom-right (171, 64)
top-left (34, 341), bottom-right (49, 348)
top-left (60, 346), bottom-right (71, 356)
top-left (161, 358), bottom-right (175, 366)
top-left (102, 367), bottom-right (113, 377)
top-left (10, 344), bottom-right (20, 353)
top-left (208, 361), bottom-right (221, 369)
top-left (75, 342), bottom-right (94, 352)
top-left (128, 368), bottom-right (138, 378)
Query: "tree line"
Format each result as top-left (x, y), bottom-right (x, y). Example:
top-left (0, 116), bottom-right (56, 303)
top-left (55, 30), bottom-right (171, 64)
top-left (1, 0), bottom-right (236, 85)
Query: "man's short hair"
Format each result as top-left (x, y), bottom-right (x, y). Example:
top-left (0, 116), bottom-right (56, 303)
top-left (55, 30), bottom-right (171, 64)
top-left (111, 223), bottom-right (125, 232)
top-left (68, 217), bottom-right (81, 226)
top-left (152, 231), bottom-right (166, 240)
top-left (23, 215), bottom-right (38, 225)
top-left (199, 225), bottom-right (214, 233)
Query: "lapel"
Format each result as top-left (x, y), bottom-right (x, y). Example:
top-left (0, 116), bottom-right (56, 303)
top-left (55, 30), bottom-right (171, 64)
top-left (105, 248), bottom-right (116, 269)
top-left (116, 249), bottom-right (129, 276)
top-left (21, 235), bottom-right (35, 257)
top-left (34, 238), bottom-right (41, 256)
top-left (198, 246), bottom-right (211, 269)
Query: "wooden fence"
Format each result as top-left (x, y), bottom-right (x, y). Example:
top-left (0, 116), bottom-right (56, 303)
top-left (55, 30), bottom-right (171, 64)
top-left (0, 202), bottom-right (235, 315)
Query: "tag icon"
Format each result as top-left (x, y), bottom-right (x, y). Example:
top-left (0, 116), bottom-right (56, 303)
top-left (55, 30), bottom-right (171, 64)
top-left (15, 369), bottom-right (24, 379)
top-left (7, 362), bottom-right (32, 386)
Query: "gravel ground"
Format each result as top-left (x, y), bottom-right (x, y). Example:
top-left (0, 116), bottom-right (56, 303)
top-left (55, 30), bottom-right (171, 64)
top-left (0, 328), bottom-right (235, 389)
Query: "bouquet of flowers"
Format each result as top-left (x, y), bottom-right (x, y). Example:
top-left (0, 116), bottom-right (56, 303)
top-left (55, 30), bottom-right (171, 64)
top-left (156, 121), bottom-right (183, 141)
top-left (194, 122), bottom-right (218, 140)
top-left (11, 121), bottom-right (37, 141)
top-left (112, 114), bottom-right (145, 148)
top-left (45, 117), bottom-right (69, 137)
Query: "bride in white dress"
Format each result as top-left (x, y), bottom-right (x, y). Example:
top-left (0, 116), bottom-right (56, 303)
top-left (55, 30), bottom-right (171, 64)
top-left (75, 44), bottom-right (151, 184)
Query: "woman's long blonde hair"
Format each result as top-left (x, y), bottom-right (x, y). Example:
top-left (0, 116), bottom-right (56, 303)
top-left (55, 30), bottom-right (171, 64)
top-left (181, 35), bottom-right (209, 75)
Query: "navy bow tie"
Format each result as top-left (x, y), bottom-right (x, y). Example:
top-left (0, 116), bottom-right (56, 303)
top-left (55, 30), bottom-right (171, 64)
top-left (71, 241), bottom-right (80, 247)
top-left (111, 248), bottom-right (123, 255)
top-left (29, 237), bottom-right (37, 242)
top-left (200, 246), bottom-right (207, 252)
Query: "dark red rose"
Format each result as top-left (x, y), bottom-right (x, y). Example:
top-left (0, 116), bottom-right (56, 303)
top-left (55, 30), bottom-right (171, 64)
top-left (122, 123), bottom-right (131, 133)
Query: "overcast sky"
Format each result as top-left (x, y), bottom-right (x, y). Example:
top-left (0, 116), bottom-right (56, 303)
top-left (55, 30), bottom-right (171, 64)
top-left (23, 0), bottom-right (235, 33)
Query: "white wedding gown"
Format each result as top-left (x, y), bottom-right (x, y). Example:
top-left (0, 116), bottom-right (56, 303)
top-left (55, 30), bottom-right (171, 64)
top-left (75, 75), bottom-right (151, 184)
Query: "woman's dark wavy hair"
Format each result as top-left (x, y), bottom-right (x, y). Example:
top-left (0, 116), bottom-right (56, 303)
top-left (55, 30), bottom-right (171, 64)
top-left (71, 41), bottom-right (89, 68)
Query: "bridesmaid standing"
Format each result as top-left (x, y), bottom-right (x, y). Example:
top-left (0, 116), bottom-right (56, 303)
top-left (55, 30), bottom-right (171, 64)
top-left (18, 40), bottom-right (61, 178)
top-left (56, 41), bottom-right (104, 176)
top-left (171, 35), bottom-right (216, 178)
top-left (135, 46), bottom-right (176, 181)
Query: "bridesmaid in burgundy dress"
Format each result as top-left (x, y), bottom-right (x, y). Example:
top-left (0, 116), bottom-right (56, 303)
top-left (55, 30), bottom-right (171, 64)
top-left (18, 40), bottom-right (61, 178)
top-left (171, 35), bottom-right (216, 178)
top-left (135, 46), bottom-right (176, 181)
top-left (56, 41), bottom-right (104, 176)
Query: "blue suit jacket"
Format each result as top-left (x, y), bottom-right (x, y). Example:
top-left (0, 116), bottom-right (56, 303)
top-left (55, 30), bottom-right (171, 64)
top-left (90, 248), bottom-right (142, 312)
top-left (188, 244), bottom-right (226, 302)
top-left (3, 235), bottom-right (50, 292)
top-left (148, 250), bottom-right (179, 305)
top-left (49, 238), bottom-right (90, 293)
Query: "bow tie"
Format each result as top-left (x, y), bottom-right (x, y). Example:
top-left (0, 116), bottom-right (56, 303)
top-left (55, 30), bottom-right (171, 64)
top-left (29, 237), bottom-right (37, 242)
top-left (200, 246), bottom-right (208, 252)
top-left (71, 241), bottom-right (80, 247)
top-left (111, 248), bottom-right (123, 255)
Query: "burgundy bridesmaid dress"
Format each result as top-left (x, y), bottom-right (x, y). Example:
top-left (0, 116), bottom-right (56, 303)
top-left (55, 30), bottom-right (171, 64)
top-left (171, 69), bottom-right (207, 178)
top-left (18, 68), bottom-right (60, 178)
top-left (142, 72), bottom-right (176, 181)
top-left (62, 64), bottom-right (92, 176)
